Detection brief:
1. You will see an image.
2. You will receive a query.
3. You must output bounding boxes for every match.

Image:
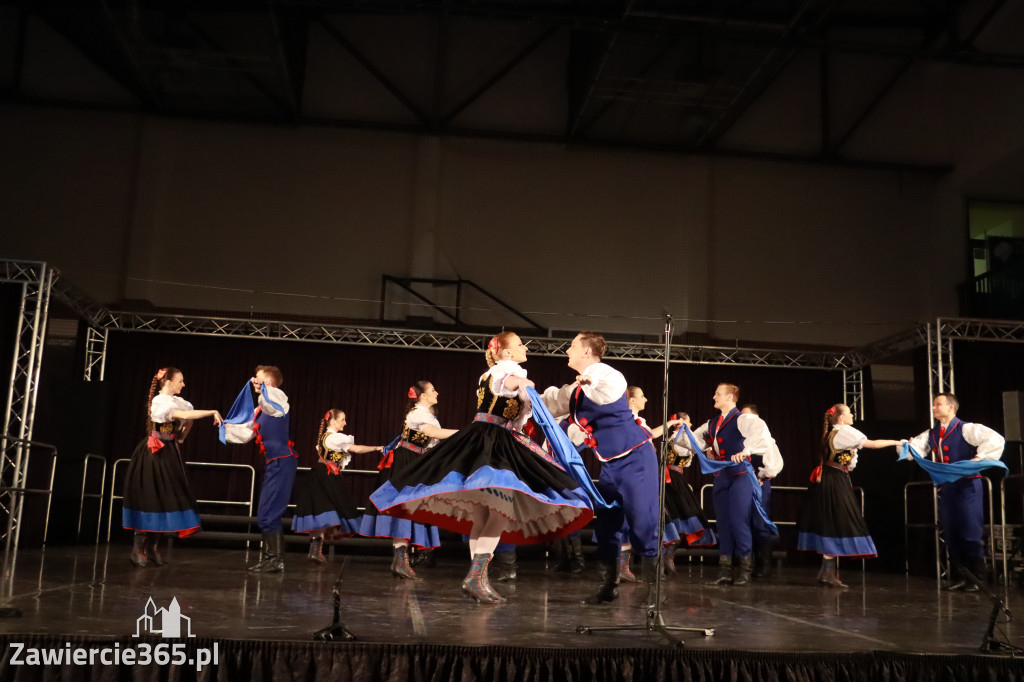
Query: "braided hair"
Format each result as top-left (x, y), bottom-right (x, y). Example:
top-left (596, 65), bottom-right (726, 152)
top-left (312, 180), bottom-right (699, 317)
top-left (146, 367), bottom-right (180, 432)
top-left (317, 409), bottom-right (344, 453)
top-left (821, 403), bottom-right (847, 449)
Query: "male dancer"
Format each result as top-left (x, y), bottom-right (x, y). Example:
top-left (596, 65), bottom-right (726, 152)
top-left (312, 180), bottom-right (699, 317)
top-left (223, 365), bottom-right (299, 573)
top-left (678, 384), bottom-right (777, 586)
top-left (543, 332), bottom-right (660, 606)
top-left (905, 393), bottom-right (1004, 591)
top-left (740, 404), bottom-right (784, 578)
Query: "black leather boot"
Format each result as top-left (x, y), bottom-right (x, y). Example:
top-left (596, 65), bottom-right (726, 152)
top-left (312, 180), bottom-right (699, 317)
top-left (753, 540), bottom-right (773, 578)
top-left (308, 535), bottom-right (327, 564)
top-left (960, 558), bottom-right (984, 593)
top-left (491, 549), bottom-right (517, 582)
top-left (130, 532), bottom-right (150, 568)
top-left (249, 532), bottom-right (285, 573)
top-left (569, 535), bottom-right (586, 574)
top-left (390, 545), bottom-right (420, 580)
top-left (819, 556), bottom-right (847, 588)
top-left (733, 554), bottom-right (753, 586)
top-left (462, 554), bottom-right (505, 604)
top-left (582, 560), bottom-right (619, 604)
top-left (663, 541), bottom-right (679, 575)
top-left (618, 548), bottom-right (639, 582)
top-left (707, 555), bottom-right (732, 585)
top-left (944, 559), bottom-right (967, 591)
top-left (146, 533), bottom-right (167, 567)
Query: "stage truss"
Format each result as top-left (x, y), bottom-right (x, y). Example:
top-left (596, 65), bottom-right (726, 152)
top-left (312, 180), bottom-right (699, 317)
top-left (5, 258), bottom-right (1024, 549)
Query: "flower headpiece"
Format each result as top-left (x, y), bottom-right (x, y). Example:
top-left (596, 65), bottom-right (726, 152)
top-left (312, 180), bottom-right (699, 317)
top-left (407, 386), bottom-right (418, 399)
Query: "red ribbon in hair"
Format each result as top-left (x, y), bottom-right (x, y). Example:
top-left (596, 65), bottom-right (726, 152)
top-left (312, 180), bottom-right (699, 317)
top-left (826, 406), bottom-right (836, 416)
top-left (487, 336), bottom-right (499, 353)
top-left (407, 387), bottom-right (417, 399)
top-left (324, 411), bottom-right (332, 421)
top-left (155, 368), bottom-right (166, 380)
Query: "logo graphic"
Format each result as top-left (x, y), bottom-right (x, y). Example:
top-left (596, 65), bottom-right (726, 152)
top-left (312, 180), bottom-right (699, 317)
top-left (134, 597), bottom-right (195, 638)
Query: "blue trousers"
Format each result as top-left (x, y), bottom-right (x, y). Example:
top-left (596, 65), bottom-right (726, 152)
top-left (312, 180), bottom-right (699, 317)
top-left (938, 477), bottom-right (984, 562)
top-left (752, 479), bottom-right (774, 548)
top-left (258, 456), bottom-right (298, 534)
top-left (713, 471), bottom-right (755, 558)
top-left (593, 442), bottom-right (661, 560)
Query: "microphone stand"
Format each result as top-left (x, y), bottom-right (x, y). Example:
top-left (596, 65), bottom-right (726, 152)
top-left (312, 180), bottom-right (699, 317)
top-left (576, 315), bottom-right (715, 648)
top-left (312, 557), bottom-right (357, 642)
top-left (960, 567), bottom-right (1023, 655)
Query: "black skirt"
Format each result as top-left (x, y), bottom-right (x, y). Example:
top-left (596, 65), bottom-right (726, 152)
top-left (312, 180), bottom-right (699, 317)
top-left (796, 464), bottom-right (877, 557)
top-left (370, 420), bottom-right (593, 545)
top-left (665, 466), bottom-right (717, 547)
top-left (291, 460), bottom-right (363, 537)
top-left (121, 437), bottom-right (201, 537)
top-left (358, 447), bottom-right (441, 548)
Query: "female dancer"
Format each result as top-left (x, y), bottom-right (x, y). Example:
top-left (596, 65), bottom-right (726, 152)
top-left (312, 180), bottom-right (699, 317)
top-left (796, 403), bottom-right (899, 587)
top-left (293, 409), bottom-right (382, 564)
top-left (359, 381), bottom-right (456, 580)
top-left (122, 367), bottom-right (222, 567)
top-left (663, 412), bottom-right (718, 572)
top-left (371, 332), bottom-right (594, 603)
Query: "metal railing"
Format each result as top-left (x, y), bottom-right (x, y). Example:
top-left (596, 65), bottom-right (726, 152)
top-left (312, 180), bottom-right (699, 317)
top-left (77, 454), bottom-right (107, 543)
top-left (0, 436), bottom-right (57, 551)
top-left (107, 459), bottom-right (256, 541)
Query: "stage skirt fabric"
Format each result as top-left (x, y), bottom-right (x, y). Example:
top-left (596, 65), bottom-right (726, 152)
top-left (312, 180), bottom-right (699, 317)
top-left (291, 461), bottom-right (363, 537)
top-left (665, 466), bottom-right (717, 547)
top-left (370, 420), bottom-right (595, 545)
top-left (359, 447), bottom-right (441, 549)
top-left (121, 438), bottom-right (201, 537)
top-left (796, 464), bottom-right (877, 558)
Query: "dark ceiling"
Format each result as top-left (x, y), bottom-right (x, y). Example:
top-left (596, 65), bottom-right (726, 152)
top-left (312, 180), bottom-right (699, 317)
top-left (4, 0), bottom-right (1023, 172)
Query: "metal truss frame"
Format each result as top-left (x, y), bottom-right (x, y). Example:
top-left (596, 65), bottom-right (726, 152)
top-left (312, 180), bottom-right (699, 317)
top-left (0, 260), bottom-right (54, 551)
top-left (843, 368), bottom-right (865, 421)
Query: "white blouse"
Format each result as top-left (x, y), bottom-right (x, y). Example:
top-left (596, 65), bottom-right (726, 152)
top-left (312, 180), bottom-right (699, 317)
top-left (406, 404), bottom-right (442, 449)
top-left (483, 360), bottom-right (532, 428)
top-left (831, 424), bottom-right (867, 470)
top-left (322, 429), bottom-right (354, 469)
top-left (150, 394), bottom-right (194, 423)
top-left (680, 413), bottom-right (782, 478)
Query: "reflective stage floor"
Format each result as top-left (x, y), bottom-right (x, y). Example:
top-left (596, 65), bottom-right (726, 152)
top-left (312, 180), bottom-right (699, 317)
top-left (1, 544), bottom-right (1022, 654)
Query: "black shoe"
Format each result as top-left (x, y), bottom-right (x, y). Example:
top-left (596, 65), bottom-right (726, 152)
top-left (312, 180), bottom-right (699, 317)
top-left (491, 550), bottom-right (517, 582)
top-left (707, 556), bottom-right (732, 585)
top-left (582, 560), bottom-right (619, 604)
top-left (733, 555), bottom-right (753, 586)
top-left (249, 532), bottom-right (285, 573)
top-left (130, 532), bottom-right (150, 568)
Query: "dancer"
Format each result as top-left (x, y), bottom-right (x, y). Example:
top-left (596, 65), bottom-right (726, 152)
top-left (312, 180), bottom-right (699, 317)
top-left (542, 332), bottom-right (662, 606)
top-left (663, 412), bottom-right (718, 573)
top-left (372, 332), bottom-right (594, 603)
top-left (292, 409), bottom-right (382, 564)
top-left (360, 381), bottom-right (456, 580)
top-left (122, 367), bottom-right (222, 568)
top-left (222, 365), bottom-right (298, 573)
top-left (797, 403), bottom-right (899, 587)
top-left (676, 383), bottom-right (778, 586)
top-left (904, 393), bottom-right (1005, 591)
top-left (740, 403), bottom-right (784, 579)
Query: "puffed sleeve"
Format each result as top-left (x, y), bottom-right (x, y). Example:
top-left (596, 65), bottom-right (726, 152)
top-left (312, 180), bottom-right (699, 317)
top-left (542, 384), bottom-right (573, 417)
top-left (259, 385), bottom-right (290, 417)
top-left (737, 414), bottom-right (774, 456)
top-left (832, 425), bottom-right (867, 451)
top-left (906, 430), bottom-right (930, 455)
top-left (323, 432), bottom-right (355, 453)
top-left (579, 364), bottom-right (627, 405)
top-left (406, 406), bottom-right (440, 431)
top-left (150, 394), bottom-right (193, 423)
top-left (963, 423), bottom-right (1005, 460)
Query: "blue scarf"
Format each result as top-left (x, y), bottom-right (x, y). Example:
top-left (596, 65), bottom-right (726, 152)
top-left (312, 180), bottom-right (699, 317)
top-left (673, 423), bottom-right (778, 535)
top-left (898, 442), bottom-right (1007, 484)
top-left (218, 382), bottom-right (255, 444)
top-left (525, 386), bottom-right (614, 510)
